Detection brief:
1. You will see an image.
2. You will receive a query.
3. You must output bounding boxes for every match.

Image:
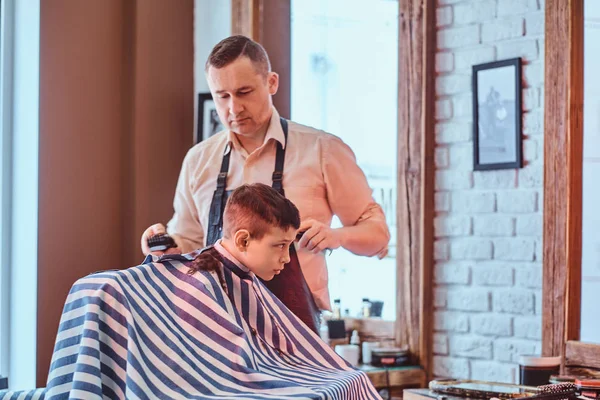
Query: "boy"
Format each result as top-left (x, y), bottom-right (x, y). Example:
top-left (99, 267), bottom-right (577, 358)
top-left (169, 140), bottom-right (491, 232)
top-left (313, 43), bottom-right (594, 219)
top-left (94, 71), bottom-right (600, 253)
top-left (189, 182), bottom-right (300, 287)
top-left (3, 184), bottom-right (381, 400)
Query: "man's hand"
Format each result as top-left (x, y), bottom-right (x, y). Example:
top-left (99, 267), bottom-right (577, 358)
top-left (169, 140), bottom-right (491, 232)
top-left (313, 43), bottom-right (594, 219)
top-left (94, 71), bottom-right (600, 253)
top-left (297, 219), bottom-right (343, 254)
top-left (140, 223), bottom-right (182, 257)
top-left (375, 246), bottom-right (389, 260)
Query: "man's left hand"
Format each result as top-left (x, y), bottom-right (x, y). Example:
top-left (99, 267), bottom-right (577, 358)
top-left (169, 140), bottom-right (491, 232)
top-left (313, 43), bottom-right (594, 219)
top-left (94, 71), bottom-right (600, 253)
top-left (297, 219), bottom-right (343, 254)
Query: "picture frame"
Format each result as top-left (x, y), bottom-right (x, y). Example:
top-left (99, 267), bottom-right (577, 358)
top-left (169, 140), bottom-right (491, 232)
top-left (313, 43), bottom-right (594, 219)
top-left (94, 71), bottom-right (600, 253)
top-left (197, 92), bottom-right (225, 144)
top-left (472, 58), bottom-right (522, 171)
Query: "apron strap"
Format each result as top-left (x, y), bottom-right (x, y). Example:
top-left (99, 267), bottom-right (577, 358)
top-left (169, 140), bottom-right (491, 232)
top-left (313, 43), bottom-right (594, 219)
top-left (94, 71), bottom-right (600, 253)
top-left (216, 143), bottom-right (231, 190)
top-left (272, 118), bottom-right (288, 195)
top-left (206, 143), bottom-right (231, 245)
top-left (209, 144), bottom-right (231, 231)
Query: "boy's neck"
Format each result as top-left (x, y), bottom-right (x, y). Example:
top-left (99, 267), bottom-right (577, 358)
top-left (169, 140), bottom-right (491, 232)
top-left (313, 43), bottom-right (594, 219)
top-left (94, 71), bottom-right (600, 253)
top-left (219, 238), bottom-right (237, 256)
top-left (218, 239), bottom-right (249, 271)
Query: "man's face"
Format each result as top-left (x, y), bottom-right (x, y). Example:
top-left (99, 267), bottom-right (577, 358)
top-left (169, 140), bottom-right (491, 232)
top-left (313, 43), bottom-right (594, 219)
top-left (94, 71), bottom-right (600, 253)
top-left (207, 56), bottom-right (278, 138)
top-left (240, 226), bottom-right (295, 281)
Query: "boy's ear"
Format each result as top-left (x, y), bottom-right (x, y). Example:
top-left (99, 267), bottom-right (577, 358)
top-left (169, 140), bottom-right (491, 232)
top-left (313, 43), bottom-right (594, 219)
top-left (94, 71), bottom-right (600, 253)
top-left (233, 229), bottom-right (251, 252)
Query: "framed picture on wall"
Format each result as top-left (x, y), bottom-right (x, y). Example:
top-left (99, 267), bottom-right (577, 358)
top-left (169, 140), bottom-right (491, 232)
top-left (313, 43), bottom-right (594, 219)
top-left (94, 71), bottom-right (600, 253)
top-left (472, 58), bottom-right (522, 170)
top-left (197, 92), bottom-right (224, 144)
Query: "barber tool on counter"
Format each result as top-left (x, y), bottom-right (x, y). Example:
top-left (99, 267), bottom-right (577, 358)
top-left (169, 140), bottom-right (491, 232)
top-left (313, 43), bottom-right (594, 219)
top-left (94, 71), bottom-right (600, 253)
top-left (576, 379), bottom-right (600, 399)
top-left (428, 379), bottom-right (577, 400)
top-left (548, 377), bottom-right (600, 399)
top-left (370, 346), bottom-right (409, 367)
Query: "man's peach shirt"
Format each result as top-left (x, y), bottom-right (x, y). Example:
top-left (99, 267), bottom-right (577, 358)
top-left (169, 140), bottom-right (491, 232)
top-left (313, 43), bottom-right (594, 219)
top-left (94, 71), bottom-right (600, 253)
top-left (168, 108), bottom-right (389, 310)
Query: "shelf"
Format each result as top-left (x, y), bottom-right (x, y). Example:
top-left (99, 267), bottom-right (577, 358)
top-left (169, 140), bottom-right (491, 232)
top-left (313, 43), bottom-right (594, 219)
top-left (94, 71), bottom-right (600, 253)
top-left (357, 364), bottom-right (426, 389)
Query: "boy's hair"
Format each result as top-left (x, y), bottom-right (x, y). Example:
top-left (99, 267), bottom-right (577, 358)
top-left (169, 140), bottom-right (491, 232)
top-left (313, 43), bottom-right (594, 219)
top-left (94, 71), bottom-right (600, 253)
top-left (187, 184), bottom-right (299, 286)
top-left (205, 35), bottom-right (271, 77)
top-left (223, 183), bottom-right (300, 240)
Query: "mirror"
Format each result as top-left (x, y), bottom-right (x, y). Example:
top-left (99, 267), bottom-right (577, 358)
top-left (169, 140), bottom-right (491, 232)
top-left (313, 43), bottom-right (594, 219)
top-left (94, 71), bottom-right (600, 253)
top-left (290, 0), bottom-right (398, 320)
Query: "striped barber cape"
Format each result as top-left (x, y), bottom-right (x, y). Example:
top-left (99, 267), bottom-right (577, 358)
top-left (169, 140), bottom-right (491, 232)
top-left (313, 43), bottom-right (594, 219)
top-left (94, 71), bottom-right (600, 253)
top-left (1, 245), bottom-right (381, 400)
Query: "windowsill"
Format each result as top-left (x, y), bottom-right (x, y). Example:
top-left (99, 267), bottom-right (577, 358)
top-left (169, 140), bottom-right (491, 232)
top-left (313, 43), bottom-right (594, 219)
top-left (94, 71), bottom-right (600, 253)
top-left (340, 317), bottom-right (395, 342)
top-left (357, 364), bottom-right (426, 389)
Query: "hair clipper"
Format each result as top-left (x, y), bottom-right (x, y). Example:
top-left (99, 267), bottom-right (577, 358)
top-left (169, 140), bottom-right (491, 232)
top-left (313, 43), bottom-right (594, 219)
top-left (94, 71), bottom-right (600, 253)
top-left (147, 233), bottom-right (177, 252)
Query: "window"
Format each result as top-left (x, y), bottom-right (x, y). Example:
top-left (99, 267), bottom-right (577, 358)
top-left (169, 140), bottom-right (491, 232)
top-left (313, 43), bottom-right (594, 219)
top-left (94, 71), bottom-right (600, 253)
top-left (291, 0), bottom-right (398, 319)
top-left (0, 0), bottom-right (10, 380)
top-left (581, 0), bottom-right (600, 344)
top-left (0, 0), bottom-right (40, 388)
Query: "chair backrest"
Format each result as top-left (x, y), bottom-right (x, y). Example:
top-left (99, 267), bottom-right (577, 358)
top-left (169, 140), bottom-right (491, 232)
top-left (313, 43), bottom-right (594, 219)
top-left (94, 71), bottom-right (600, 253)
top-left (564, 341), bottom-right (600, 378)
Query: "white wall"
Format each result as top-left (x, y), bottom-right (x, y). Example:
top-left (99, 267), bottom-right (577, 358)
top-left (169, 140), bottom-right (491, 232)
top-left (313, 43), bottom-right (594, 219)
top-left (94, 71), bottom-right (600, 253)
top-left (194, 0), bottom-right (231, 141)
top-left (434, 0), bottom-right (544, 383)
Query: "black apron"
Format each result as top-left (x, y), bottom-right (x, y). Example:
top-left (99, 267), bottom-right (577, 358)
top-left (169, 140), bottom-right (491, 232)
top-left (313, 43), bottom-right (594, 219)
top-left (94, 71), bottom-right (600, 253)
top-left (205, 118), bottom-right (320, 333)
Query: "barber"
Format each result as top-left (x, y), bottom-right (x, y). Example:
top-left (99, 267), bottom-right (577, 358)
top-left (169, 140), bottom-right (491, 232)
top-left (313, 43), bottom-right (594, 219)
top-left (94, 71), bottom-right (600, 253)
top-left (141, 35), bottom-right (389, 332)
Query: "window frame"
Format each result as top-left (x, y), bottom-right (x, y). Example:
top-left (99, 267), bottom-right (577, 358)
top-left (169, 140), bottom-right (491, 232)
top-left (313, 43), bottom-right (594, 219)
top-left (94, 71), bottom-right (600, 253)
top-left (0, 0), bottom-right (15, 380)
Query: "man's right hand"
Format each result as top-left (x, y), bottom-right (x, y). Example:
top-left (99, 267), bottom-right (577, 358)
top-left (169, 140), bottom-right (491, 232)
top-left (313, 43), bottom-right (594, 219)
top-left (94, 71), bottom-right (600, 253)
top-left (141, 223), bottom-right (182, 257)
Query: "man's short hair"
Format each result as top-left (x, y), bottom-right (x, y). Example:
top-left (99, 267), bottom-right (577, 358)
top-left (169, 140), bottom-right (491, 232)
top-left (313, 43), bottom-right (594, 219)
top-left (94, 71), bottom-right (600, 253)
top-left (223, 183), bottom-right (300, 240)
top-left (205, 35), bottom-right (271, 77)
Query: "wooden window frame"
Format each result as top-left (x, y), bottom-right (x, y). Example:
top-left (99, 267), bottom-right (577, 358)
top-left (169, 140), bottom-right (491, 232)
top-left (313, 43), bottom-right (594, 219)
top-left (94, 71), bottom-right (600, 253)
top-left (543, 0), bottom-right (583, 359)
top-left (232, 0), bottom-right (436, 380)
top-left (231, 0), bottom-right (291, 118)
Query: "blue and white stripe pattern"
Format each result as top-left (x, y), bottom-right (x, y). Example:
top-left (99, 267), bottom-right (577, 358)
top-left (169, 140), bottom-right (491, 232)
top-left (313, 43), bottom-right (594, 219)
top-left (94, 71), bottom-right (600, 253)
top-left (1, 247), bottom-right (380, 399)
top-left (0, 389), bottom-right (46, 400)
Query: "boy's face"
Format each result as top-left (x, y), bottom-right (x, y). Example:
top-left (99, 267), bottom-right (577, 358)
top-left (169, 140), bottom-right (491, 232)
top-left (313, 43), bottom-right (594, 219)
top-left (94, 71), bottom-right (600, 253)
top-left (240, 226), bottom-right (296, 281)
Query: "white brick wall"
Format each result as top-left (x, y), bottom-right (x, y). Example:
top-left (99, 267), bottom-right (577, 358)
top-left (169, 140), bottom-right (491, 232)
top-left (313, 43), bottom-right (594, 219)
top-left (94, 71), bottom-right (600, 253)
top-left (435, 311), bottom-right (470, 333)
top-left (481, 18), bottom-right (525, 43)
top-left (449, 335), bottom-right (494, 359)
top-left (434, 356), bottom-right (470, 379)
top-left (446, 288), bottom-right (491, 311)
top-left (437, 122), bottom-right (472, 143)
top-left (471, 313), bottom-right (513, 336)
top-left (435, 262), bottom-right (472, 284)
top-left (472, 262), bottom-right (514, 286)
top-left (434, 333), bottom-right (450, 355)
top-left (434, 0), bottom-right (544, 382)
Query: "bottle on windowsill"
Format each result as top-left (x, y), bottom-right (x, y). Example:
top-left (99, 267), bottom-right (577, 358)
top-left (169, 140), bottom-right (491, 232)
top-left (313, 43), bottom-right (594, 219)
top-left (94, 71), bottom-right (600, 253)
top-left (350, 329), bottom-right (360, 346)
top-left (319, 314), bottom-right (329, 344)
top-left (350, 330), bottom-right (361, 364)
top-left (361, 298), bottom-right (371, 318)
top-left (332, 298), bottom-right (342, 320)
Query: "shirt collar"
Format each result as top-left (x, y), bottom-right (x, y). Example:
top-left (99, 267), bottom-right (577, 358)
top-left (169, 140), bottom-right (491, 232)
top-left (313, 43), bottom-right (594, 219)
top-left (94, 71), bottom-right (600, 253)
top-left (214, 240), bottom-right (251, 274)
top-left (144, 243), bottom-right (254, 280)
top-left (145, 248), bottom-right (203, 264)
top-left (226, 107), bottom-right (286, 153)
